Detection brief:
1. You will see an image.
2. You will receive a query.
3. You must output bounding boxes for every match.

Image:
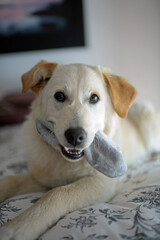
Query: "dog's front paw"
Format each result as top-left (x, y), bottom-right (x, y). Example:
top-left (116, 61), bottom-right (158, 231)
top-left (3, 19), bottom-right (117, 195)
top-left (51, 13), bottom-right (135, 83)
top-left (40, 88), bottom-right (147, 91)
top-left (0, 226), bottom-right (15, 240)
top-left (0, 225), bottom-right (28, 240)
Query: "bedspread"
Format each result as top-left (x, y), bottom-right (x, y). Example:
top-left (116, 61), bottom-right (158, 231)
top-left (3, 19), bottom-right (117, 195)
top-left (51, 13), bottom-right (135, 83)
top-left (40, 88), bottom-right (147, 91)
top-left (0, 125), bottom-right (160, 240)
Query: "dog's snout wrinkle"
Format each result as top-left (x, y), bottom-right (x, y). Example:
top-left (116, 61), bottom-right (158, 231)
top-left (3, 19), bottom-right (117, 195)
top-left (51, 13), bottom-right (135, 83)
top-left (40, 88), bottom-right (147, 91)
top-left (65, 128), bottom-right (87, 147)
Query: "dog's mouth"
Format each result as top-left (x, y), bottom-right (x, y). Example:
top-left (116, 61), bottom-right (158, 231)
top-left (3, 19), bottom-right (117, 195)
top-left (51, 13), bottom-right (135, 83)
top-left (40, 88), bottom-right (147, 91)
top-left (61, 146), bottom-right (84, 160)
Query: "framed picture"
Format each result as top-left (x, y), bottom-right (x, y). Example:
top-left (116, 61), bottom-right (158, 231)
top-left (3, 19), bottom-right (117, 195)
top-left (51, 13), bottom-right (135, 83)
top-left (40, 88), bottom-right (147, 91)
top-left (0, 0), bottom-right (85, 54)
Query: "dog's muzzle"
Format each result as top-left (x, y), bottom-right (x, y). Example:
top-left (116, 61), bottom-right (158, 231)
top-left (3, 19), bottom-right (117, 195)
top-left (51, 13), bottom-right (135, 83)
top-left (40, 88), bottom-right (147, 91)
top-left (36, 117), bottom-right (127, 178)
top-left (61, 127), bottom-right (87, 160)
top-left (36, 118), bottom-right (84, 160)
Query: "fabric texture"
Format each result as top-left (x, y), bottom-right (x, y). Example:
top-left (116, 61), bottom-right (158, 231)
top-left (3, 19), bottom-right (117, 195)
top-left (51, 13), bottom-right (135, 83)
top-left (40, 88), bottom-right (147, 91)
top-left (0, 125), bottom-right (160, 240)
top-left (84, 131), bottom-right (127, 177)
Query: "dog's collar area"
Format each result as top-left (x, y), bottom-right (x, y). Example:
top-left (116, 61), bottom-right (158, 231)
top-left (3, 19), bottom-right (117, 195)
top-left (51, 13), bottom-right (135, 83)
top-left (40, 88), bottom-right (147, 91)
top-left (61, 146), bottom-right (84, 160)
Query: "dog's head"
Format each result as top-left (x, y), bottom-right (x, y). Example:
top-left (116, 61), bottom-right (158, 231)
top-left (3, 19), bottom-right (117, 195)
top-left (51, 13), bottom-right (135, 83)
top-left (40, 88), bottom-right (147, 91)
top-left (22, 60), bottom-right (137, 162)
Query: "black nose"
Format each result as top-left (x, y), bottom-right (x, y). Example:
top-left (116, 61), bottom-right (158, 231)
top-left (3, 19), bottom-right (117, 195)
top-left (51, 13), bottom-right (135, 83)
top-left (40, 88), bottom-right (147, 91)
top-left (65, 128), bottom-right (87, 146)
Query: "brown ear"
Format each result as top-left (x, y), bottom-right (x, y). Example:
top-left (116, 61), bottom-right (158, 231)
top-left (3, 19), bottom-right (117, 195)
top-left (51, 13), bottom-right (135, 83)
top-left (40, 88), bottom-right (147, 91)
top-left (21, 60), bottom-right (57, 93)
top-left (103, 73), bottom-right (137, 118)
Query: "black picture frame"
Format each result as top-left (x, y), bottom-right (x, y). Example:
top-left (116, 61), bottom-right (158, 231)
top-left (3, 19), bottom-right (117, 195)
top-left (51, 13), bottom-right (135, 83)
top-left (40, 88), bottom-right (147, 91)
top-left (0, 0), bottom-right (85, 54)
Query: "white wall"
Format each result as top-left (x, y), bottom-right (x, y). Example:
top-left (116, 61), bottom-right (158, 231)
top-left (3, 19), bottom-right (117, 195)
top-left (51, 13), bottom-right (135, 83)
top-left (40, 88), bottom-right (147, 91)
top-left (0, 0), bottom-right (160, 108)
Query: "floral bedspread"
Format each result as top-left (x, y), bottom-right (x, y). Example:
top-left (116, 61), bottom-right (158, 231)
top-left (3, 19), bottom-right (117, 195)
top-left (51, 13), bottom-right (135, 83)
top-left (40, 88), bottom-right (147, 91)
top-left (0, 125), bottom-right (160, 240)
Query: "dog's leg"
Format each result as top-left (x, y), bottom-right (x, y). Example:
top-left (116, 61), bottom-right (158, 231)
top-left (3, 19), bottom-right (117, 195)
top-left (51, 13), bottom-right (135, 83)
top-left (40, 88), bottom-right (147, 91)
top-left (0, 175), bottom-right (116, 240)
top-left (0, 174), bottom-right (47, 202)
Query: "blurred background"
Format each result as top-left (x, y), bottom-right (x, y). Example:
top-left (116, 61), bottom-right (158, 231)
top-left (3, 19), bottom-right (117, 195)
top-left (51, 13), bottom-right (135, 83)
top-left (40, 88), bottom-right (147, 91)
top-left (0, 0), bottom-right (160, 125)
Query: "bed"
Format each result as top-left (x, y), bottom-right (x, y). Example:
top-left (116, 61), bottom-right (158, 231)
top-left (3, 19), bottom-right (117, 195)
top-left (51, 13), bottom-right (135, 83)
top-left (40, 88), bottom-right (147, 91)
top-left (0, 124), bottom-right (160, 240)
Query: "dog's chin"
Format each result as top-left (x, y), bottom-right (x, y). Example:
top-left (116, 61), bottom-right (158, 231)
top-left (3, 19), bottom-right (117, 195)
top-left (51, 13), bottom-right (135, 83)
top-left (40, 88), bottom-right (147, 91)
top-left (59, 145), bottom-right (84, 162)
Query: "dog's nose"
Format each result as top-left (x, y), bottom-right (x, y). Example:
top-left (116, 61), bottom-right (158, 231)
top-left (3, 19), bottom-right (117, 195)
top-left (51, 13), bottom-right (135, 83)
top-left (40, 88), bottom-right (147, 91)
top-left (65, 128), bottom-right (87, 146)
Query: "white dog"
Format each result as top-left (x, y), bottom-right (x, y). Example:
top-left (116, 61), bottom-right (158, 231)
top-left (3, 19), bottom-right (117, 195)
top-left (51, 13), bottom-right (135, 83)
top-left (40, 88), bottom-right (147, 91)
top-left (0, 61), bottom-right (160, 240)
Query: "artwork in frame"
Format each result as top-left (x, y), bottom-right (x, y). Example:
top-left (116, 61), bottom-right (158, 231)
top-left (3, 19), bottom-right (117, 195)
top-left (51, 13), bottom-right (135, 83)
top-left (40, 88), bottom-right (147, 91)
top-left (0, 0), bottom-right (85, 54)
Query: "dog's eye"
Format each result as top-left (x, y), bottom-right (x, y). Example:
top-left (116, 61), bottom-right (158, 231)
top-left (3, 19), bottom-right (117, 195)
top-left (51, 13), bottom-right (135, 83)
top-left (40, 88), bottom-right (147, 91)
top-left (54, 92), bottom-right (66, 102)
top-left (90, 94), bottom-right (99, 104)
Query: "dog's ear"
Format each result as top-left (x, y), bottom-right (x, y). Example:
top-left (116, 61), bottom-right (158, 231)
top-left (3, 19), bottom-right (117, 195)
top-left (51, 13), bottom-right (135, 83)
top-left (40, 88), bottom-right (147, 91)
top-left (103, 72), bottom-right (137, 118)
top-left (21, 60), bottom-right (57, 93)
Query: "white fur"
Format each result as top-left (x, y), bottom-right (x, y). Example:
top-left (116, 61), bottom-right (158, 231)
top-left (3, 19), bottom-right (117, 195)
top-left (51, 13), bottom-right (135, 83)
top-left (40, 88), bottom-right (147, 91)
top-left (0, 63), bottom-right (160, 240)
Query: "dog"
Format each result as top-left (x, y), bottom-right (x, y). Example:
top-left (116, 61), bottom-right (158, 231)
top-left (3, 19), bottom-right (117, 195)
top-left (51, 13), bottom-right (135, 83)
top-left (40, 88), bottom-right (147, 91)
top-left (0, 60), bottom-right (160, 240)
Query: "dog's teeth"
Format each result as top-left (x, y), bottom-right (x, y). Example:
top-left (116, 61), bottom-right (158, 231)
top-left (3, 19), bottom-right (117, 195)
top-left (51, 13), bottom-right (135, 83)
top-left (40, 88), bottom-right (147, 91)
top-left (64, 147), bottom-right (82, 155)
